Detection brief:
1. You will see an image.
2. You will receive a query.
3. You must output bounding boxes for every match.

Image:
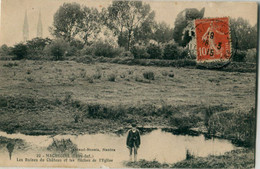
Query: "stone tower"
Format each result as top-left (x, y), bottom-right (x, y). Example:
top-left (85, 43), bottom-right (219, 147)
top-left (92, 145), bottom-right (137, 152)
top-left (23, 10), bottom-right (29, 41)
top-left (37, 10), bottom-right (43, 38)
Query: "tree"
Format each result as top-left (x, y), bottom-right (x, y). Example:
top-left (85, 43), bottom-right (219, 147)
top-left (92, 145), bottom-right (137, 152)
top-left (78, 7), bottom-right (101, 45)
top-left (173, 8), bottom-right (205, 47)
top-left (152, 22), bottom-right (173, 44)
top-left (51, 3), bottom-right (83, 42)
top-left (107, 1), bottom-right (155, 50)
top-left (133, 19), bottom-right (155, 45)
top-left (230, 17), bottom-right (257, 50)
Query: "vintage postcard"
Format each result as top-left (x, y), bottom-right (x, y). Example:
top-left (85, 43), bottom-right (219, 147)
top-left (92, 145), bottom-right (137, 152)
top-left (0, 0), bottom-right (258, 168)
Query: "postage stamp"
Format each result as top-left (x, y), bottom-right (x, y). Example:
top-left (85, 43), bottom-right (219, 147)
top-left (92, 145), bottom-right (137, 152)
top-left (195, 17), bottom-right (232, 63)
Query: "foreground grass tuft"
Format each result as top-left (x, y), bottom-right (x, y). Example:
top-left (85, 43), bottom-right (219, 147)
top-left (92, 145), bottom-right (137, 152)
top-left (124, 148), bottom-right (254, 168)
top-left (47, 138), bottom-right (78, 154)
top-left (125, 159), bottom-right (169, 168)
top-left (172, 148), bottom-right (254, 168)
top-left (143, 71), bottom-right (155, 80)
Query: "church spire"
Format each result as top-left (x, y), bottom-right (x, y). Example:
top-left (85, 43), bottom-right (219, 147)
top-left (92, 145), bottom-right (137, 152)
top-left (37, 10), bottom-right (43, 38)
top-left (23, 10), bottom-right (29, 41)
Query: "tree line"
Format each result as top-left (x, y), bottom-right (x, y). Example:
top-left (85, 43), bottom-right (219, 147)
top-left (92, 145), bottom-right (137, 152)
top-left (0, 1), bottom-right (257, 62)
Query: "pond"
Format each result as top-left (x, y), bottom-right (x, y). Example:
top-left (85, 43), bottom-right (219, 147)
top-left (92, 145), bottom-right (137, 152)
top-left (0, 128), bottom-right (239, 168)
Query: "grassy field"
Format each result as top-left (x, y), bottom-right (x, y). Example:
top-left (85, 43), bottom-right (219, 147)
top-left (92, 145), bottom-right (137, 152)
top-left (0, 60), bottom-right (256, 138)
top-left (0, 59), bottom-right (256, 167)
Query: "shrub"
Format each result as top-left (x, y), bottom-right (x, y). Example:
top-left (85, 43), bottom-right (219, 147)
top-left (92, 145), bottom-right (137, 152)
top-left (93, 69), bottom-right (102, 79)
top-left (87, 76), bottom-right (94, 83)
top-left (120, 51), bottom-right (134, 58)
top-left (131, 44), bottom-right (150, 59)
top-left (3, 62), bottom-right (18, 67)
top-left (12, 43), bottom-right (28, 60)
top-left (44, 39), bottom-right (69, 60)
top-left (179, 47), bottom-right (189, 59)
top-left (147, 43), bottom-right (162, 59)
top-left (80, 46), bottom-right (94, 56)
top-left (135, 76), bottom-right (151, 83)
top-left (87, 104), bottom-right (125, 119)
top-left (92, 41), bottom-right (124, 58)
top-left (66, 39), bottom-right (84, 56)
top-left (170, 113), bottom-right (201, 131)
top-left (161, 71), bottom-right (168, 76)
top-left (245, 48), bottom-right (257, 63)
top-left (163, 41), bottom-right (182, 60)
top-left (108, 74), bottom-right (116, 82)
top-left (186, 149), bottom-right (195, 160)
top-left (70, 39), bottom-right (84, 50)
top-left (143, 71), bottom-right (155, 80)
top-left (168, 73), bottom-right (174, 78)
top-left (66, 46), bottom-right (80, 56)
top-left (0, 44), bottom-right (11, 56)
top-left (26, 37), bottom-right (52, 56)
top-left (232, 50), bottom-right (246, 62)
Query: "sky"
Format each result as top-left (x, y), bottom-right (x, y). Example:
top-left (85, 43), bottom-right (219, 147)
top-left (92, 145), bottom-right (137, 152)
top-left (0, 0), bottom-right (258, 46)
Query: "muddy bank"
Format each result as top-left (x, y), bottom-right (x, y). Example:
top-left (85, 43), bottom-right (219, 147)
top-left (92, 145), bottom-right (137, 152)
top-left (0, 95), bottom-right (255, 147)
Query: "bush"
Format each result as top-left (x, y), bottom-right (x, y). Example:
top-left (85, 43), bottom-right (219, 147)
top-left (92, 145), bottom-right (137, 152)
top-left (87, 104), bottom-right (125, 119)
top-left (44, 39), bottom-right (69, 60)
top-left (245, 48), bottom-right (257, 63)
top-left (232, 50), bottom-right (246, 62)
top-left (92, 41), bottom-right (124, 58)
top-left (12, 43), bottom-right (28, 60)
top-left (81, 41), bottom-right (124, 58)
top-left (3, 62), bottom-right (18, 68)
top-left (80, 46), bottom-right (94, 56)
top-left (147, 43), bottom-right (162, 59)
top-left (66, 39), bottom-right (84, 56)
top-left (66, 46), bottom-right (80, 56)
top-left (179, 47), bottom-right (189, 59)
top-left (163, 41), bottom-right (182, 60)
top-left (0, 44), bottom-right (11, 56)
top-left (131, 44), bottom-right (150, 59)
top-left (143, 71), bottom-right (155, 80)
top-left (170, 113), bottom-right (201, 131)
top-left (120, 51), bottom-right (134, 58)
top-left (70, 39), bottom-right (84, 50)
top-left (208, 108), bottom-right (255, 147)
top-left (26, 37), bottom-right (52, 56)
top-left (108, 74), bottom-right (116, 82)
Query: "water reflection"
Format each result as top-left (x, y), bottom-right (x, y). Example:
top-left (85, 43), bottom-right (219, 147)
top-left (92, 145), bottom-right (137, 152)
top-left (0, 129), bottom-right (239, 167)
top-left (47, 138), bottom-right (78, 154)
top-left (6, 142), bottom-right (14, 160)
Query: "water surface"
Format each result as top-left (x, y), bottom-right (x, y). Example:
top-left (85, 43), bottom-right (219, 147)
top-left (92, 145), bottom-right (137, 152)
top-left (0, 129), bottom-right (238, 167)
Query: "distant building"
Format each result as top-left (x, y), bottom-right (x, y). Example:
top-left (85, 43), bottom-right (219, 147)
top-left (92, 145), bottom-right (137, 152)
top-left (182, 20), bottom-right (196, 57)
top-left (37, 11), bottom-right (43, 38)
top-left (180, 8), bottom-right (205, 58)
top-left (23, 11), bottom-right (29, 41)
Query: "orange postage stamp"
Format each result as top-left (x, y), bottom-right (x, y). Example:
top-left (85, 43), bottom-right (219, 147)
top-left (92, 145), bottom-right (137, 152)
top-left (195, 17), bottom-right (232, 63)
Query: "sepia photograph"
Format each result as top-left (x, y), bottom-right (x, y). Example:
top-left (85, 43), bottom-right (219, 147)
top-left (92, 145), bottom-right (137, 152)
top-left (0, 0), bottom-right (258, 168)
